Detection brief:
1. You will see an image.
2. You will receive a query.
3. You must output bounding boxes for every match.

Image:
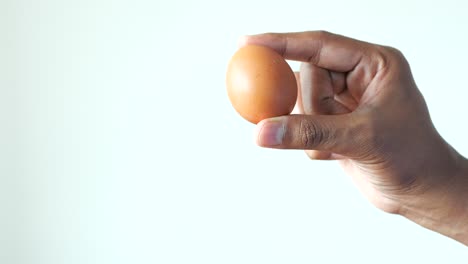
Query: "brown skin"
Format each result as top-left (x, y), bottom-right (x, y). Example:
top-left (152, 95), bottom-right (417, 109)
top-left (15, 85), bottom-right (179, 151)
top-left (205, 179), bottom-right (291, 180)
top-left (240, 31), bottom-right (468, 245)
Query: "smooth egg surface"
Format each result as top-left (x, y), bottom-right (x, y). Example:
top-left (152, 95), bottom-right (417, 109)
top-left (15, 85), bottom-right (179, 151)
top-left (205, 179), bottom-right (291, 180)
top-left (226, 45), bottom-right (297, 124)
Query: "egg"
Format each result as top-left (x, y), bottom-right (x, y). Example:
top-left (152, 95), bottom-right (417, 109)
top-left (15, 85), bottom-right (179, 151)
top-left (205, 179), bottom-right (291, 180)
top-left (226, 45), bottom-right (297, 124)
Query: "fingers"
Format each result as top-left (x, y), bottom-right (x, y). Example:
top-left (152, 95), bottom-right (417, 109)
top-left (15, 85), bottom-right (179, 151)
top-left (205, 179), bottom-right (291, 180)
top-left (254, 114), bottom-right (357, 154)
top-left (304, 150), bottom-right (347, 160)
top-left (292, 72), bottom-right (343, 161)
top-left (294, 66), bottom-right (354, 159)
top-left (299, 63), bottom-right (351, 115)
top-left (239, 31), bottom-right (368, 72)
top-left (297, 65), bottom-right (348, 160)
top-left (329, 71), bottom-right (346, 95)
top-left (328, 71), bottom-right (359, 110)
top-left (245, 31), bottom-right (373, 155)
top-left (305, 150), bottom-right (332, 160)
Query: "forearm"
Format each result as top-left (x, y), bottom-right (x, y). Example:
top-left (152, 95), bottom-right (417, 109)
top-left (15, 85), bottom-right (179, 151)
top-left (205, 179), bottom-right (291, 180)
top-left (399, 154), bottom-right (468, 245)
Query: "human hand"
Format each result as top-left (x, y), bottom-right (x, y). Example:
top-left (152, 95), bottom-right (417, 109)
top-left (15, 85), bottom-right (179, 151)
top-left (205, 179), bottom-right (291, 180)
top-left (239, 31), bottom-right (468, 245)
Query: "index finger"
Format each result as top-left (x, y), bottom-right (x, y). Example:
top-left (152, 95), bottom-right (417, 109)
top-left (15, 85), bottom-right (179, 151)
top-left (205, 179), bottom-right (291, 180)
top-left (238, 31), bottom-right (370, 72)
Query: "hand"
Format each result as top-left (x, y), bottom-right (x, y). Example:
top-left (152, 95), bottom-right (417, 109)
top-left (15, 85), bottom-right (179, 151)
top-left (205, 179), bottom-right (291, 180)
top-left (240, 31), bottom-right (468, 245)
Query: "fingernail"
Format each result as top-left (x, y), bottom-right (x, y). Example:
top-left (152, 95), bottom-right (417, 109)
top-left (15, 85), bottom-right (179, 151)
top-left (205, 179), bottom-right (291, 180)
top-left (255, 120), bottom-right (284, 147)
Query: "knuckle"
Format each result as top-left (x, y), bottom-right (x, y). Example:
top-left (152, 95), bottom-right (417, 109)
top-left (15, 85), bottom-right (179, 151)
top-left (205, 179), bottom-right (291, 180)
top-left (301, 31), bottom-right (330, 65)
top-left (299, 120), bottom-right (323, 148)
top-left (377, 45), bottom-right (408, 66)
top-left (312, 30), bottom-right (332, 38)
top-left (384, 46), bottom-right (405, 58)
top-left (367, 45), bottom-right (410, 80)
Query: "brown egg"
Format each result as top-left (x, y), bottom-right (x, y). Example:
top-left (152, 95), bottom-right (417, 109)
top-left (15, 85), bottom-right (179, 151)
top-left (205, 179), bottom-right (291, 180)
top-left (226, 45), bottom-right (297, 124)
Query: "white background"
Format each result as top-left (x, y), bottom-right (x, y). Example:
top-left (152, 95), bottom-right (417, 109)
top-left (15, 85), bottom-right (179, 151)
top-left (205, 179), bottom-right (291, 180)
top-left (1, 0), bottom-right (468, 263)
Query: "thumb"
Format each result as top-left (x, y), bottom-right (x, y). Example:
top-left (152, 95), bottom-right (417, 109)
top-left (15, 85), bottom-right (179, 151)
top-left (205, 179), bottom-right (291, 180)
top-left (255, 114), bottom-right (359, 154)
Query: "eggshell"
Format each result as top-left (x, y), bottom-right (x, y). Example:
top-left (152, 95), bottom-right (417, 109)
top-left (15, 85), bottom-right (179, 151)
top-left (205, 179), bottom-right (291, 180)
top-left (226, 45), bottom-right (297, 124)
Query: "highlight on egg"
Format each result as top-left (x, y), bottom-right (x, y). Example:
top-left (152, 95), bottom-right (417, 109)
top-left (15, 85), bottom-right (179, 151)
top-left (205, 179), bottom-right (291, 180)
top-left (226, 45), bottom-right (298, 124)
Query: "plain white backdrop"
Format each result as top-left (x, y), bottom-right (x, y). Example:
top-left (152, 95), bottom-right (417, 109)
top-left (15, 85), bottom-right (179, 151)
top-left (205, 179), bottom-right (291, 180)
top-left (1, 0), bottom-right (468, 263)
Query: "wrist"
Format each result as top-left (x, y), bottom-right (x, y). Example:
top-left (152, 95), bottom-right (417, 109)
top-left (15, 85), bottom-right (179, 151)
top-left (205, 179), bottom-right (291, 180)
top-left (398, 151), bottom-right (468, 245)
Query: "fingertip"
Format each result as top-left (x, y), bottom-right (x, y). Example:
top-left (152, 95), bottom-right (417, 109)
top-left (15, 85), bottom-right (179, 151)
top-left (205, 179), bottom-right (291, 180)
top-left (237, 34), bottom-right (267, 48)
top-left (237, 35), bottom-right (250, 48)
top-left (253, 119), bottom-right (269, 146)
top-left (305, 150), bottom-right (332, 160)
top-left (254, 118), bottom-right (285, 147)
top-left (253, 119), bottom-right (264, 146)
